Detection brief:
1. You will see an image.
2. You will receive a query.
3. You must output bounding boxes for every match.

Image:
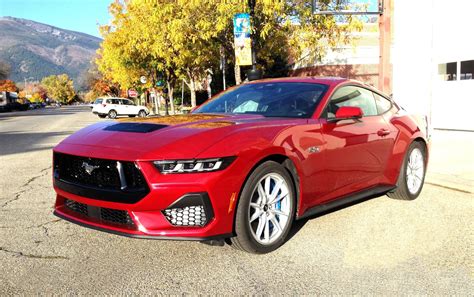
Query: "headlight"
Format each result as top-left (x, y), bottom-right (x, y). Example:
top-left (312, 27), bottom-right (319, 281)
top-left (153, 157), bottom-right (236, 174)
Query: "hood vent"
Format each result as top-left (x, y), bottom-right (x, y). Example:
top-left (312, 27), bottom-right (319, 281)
top-left (103, 123), bottom-right (168, 133)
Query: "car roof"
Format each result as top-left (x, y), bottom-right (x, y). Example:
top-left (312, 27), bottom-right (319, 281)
top-left (245, 76), bottom-right (386, 95)
top-left (247, 76), bottom-right (350, 86)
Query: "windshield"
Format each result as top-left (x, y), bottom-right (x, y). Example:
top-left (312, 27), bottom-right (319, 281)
top-left (194, 82), bottom-right (328, 118)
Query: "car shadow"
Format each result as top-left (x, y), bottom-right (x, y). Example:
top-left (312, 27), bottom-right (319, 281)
top-left (0, 131), bottom-right (75, 156)
top-left (0, 106), bottom-right (90, 119)
top-left (284, 194), bottom-right (383, 243)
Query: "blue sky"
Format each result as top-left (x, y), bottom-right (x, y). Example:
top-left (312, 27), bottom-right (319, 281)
top-left (0, 0), bottom-right (111, 38)
top-left (0, 0), bottom-right (378, 38)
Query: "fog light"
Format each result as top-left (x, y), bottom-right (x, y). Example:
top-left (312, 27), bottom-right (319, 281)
top-left (162, 193), bottom-right (214, 227)
top-left (163, 206), bottom-right (207, 227)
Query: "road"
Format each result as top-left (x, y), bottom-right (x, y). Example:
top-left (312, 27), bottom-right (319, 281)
top-left (0, 107), bottom-right (472, 294)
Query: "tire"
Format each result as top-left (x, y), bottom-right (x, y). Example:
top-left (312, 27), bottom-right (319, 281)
top-left (230, 161), bottom-right (296, 254)
top-left (387, 141), bottom-right (427, 200)
top-left (98, 114), bottom-right (107, 118)
top-left (138, 110), bottom-right (147, 118)
top-left (108, 110), bottom-right (117, 119)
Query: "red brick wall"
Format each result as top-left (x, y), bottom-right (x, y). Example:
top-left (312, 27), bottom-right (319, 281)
top-left (290, 64), bottom-right (392, 93)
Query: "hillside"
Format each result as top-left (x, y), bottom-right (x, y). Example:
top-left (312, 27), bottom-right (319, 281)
top-left (0, 17), bottom-right (101, 85)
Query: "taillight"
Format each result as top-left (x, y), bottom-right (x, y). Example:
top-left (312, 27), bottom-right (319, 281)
top-left (102, 104), bottom-right (107, 107)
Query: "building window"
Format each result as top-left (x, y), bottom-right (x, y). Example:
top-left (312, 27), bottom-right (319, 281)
top-left (460, 60), bottom-right (474, 80)
top-left (438, 62), bottom-right (457, 81)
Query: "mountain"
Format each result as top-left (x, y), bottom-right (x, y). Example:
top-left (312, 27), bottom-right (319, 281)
top-left (0, 17), bottom-right (102, 86)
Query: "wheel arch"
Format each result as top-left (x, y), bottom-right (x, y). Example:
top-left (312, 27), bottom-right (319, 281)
top-left (230, 153), bottom-right (302, 235)
top-left (413, 136), bottom-right (429, 159)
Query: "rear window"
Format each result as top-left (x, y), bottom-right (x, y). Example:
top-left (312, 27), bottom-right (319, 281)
top-left (94, 98), bottom-right (103, 104)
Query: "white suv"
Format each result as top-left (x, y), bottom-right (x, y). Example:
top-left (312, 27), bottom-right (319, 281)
top-left (92, 98), bottom-right (149, 119)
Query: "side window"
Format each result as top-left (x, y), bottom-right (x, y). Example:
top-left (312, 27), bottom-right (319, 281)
top-left (374, 93), bottom-right (392, 114)
top-left (110, 99), bottom-right (120, 105)
top-left (123, 99), bottom-right (134, 105)
top-left (327, 86), bottom-right (377, 118)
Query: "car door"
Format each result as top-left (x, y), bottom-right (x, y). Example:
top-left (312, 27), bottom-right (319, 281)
top-left (114, 99), bottom-right (126, 115)
top-left (107, 98), bottom-right (120, 114)
top-left (122, 99), bottom-right (138, 115)
top-left (318, 85), bottom-right (395, 202)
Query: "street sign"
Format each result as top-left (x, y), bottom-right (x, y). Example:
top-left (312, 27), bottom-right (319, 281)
top-left (128, 89), bottom-right (138, 98)
top-left (233, 13), bottom-right (252, 66)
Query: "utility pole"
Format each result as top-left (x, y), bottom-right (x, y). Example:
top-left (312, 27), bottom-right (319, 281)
top-left (220, 46), bottom-right (226, 90)
top-left (181, 79), bottom-right (185, 110)
top-left (378, 0), bottom-right (391, 93)
top-left (246, 0), bottom-right (262, 81)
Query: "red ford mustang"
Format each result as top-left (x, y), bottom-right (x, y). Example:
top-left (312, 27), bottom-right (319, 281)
top-left (53, 77), bottom-right (429, 253)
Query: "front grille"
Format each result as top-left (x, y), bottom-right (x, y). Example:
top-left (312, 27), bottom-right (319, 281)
top-left (54, 153), bottom-right (124, 189)
top-left (65, 199), bottom-right (87, 216)
top-left (101, 207), bottom-right (134, 225)
top-left (53, 152), bottom-right (149, 203)
top-left (64, 199), bottom-right (135, 227)
top-left (163, 205), bottom-right (208, 227)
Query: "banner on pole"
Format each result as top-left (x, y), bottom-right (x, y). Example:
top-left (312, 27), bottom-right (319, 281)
top-left (233, 13), bottom-right (252, 66)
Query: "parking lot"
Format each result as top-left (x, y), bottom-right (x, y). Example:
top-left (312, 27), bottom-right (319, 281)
top-left (0, 106), bottom-right (472, 294)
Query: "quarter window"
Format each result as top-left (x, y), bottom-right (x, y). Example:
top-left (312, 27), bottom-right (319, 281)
top-left (374, 93), bottom-right (392, 114)
top-left (327, 86), bottom-right (378, 118)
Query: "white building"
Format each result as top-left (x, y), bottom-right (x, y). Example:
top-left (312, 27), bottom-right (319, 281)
top-left (393, 0), bottom-right (474, 131)
top-left (293, 0), bottom-right (474, 131)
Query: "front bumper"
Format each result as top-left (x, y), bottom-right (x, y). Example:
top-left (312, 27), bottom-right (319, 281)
top-left (53, 210), bottom-right (232, 241)
top-left (53, 150), bottom-right (244, 240)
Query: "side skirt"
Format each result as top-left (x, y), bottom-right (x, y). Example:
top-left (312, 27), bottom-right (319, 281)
top-left (297, 185), bottom-right (396, 220)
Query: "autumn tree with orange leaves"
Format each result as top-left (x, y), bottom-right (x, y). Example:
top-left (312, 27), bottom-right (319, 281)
top-left (0, 80), bottom-right (18, 92)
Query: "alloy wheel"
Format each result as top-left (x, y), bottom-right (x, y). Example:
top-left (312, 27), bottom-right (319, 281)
top-left (248, 173), bottom-right (292, 245)
top-left (406, 148), bottom-right (424, 194)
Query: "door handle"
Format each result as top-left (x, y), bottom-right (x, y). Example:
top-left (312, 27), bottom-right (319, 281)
top-left (377, 128), bottom-right (390, 136)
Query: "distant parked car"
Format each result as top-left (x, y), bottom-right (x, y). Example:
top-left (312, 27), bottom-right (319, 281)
top-left (92, 97), bottom-right (149, 119)
top-left (29, 102), bottom-right (44, 109)
top-left (0, 91), bottom-right (28, 111)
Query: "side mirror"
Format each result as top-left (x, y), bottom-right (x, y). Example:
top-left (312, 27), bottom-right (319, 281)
top-left (334, 106), bottom-right (363, 120)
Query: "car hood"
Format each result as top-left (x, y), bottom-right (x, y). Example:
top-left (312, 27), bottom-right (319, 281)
top-left (55, 113), bottom-right (296, 160)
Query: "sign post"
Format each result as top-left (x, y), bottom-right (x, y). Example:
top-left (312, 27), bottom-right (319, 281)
top-left (128, 89), bottom-right (138, 98)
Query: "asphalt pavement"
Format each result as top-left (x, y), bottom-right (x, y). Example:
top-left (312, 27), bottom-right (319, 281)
top-left (0, 106), bottom-right (472, 294)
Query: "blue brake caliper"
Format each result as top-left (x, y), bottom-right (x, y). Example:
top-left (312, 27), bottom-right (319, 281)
top-left (275, 189), bottom-right (281, 223)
